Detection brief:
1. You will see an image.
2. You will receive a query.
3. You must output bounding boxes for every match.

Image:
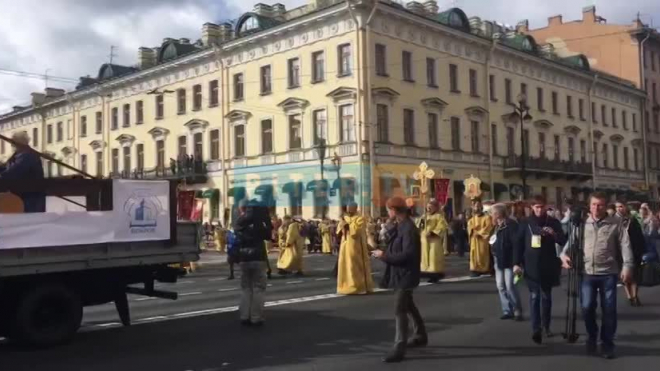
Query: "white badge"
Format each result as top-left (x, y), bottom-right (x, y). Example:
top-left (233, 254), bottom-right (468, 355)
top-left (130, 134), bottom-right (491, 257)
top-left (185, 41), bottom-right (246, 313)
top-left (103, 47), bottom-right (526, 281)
top-left (531, 235), bottom-right (542, 248)
top-left (489, 234), bottom-right (497, 245)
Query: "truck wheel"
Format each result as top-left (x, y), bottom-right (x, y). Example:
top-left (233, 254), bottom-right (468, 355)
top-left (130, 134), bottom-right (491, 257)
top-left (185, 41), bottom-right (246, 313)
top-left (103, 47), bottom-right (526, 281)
top-left (12, 283), bottom-right (83, 347)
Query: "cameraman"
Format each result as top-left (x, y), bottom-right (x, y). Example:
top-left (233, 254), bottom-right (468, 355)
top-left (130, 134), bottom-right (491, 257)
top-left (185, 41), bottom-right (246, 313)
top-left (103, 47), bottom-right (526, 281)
top-left (561, 192), bottom-right (633, 359)
top-left (233, 199), bottom-right (272, 326)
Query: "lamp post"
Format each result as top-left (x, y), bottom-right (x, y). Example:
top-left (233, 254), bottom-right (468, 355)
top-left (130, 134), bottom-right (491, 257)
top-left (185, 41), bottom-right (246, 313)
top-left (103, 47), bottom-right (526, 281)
top-left (509, 94), bottom-right (533, 200)
top-left (316, 137), bottom-right (327, 219)
top-left (331, 152), bottom-right (342, 214)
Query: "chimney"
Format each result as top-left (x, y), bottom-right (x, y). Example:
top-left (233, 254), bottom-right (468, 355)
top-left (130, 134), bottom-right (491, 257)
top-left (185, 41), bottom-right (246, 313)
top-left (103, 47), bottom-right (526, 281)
top-left (219, 23), bottom-right (233, 42)
top-left (202, 23), bottom-right (221, 47)
top-left (162, 37), bottom-right (175, 44)
top-left (253, 3), bottom-right (272, 17)
top-left (405, 2), bottom-right (425, 16)
top-left (45, 88), bottom-right (65, 98)
top-left (516, 19), bottom-right (529, 33)
top-left (548, 14), bottom-right (563, 27)
top-left (31, 92), bottom-right (46, 106)
top-left (540, 43), bottom-right (555, 57)
top-left (582, 5), bottom-right (596, 23)
top-left (272, 3), bottom-right (286, 20)
top-left (481, 20), bottom-right (493, 38)
top-left (469, 17), bottom-right (482, 35)
top-left (138, 47), bottom-right (157, 69)
top-left (423, 0), bottom-right (439, 15)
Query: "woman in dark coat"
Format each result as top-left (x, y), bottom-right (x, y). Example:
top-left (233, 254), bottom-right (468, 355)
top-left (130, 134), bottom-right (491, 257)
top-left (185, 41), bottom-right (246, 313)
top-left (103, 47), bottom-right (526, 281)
top-left (514, 195), bottom-right (567, 344)
top-left (490, 204), bottom-right (522, 320)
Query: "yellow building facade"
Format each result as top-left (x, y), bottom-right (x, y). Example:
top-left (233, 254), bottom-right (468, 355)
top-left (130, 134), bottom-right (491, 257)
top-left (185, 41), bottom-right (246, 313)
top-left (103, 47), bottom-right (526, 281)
top-left (0, 0), bottom-right (648, 222)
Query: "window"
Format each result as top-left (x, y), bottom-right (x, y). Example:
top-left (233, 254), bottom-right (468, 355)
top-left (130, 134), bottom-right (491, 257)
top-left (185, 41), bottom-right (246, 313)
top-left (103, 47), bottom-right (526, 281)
top-left (111, 107), bottom-right (118, 130)
top-left (80, 116), bottom-right (87, 137)
top-left (56, 121), bottom-right (63, 142)
top-left (580, 140), bottom-right (587, 163)
top-left (469, 69), bottom-right (478, 97)
top-left (656, 148), bottom-right (660, 170)
top-left (193, 133), bottom-right (203, 160)
top-left (287, 58), bottom-right (301, 88)
top-left (375, 44), bottom-right (387, 76)
top-left (594, 141), bottom-right (599, 166)
top-left (566, 96), bottom-right (573, 118)
top-left (613, 144), bottom-right (619, 169)
top-left (489, 75), bottom-right (497, 101)
top-left (261, 119), bottom-right (273, 154)
top-left (123, 147), bottom-right (131, 173)
top-left (178, 136), bottom-right (187, 157)
top-left (47, 124), bottom-right (53, 144)
top-left (32, 128), bottom-right (38, 147)
top-left (289, 114), bottom-right (302, 149)
top-left (451, 117), bottom-right (461, 151)
top-left (491, 124), bottom-right (497, 155)
top-left (426, 58), bottom-right (437, 87)
top-left (633, 113), bottom-right (637, 132)
top-left (622, 111), bottom-right (628, 130)
top-left (554, 135), bottom-right (560, 161)
top-left (523, 130), bottom-right (529, 156)
top-left (634, 148), bottom-right (639, 171)
top-left (537, 87), bottom-right (544, 111)
top-left (653, 51), bottom-right (657, 71)
top-left (155, 94), bottom-right (164, 119)
top-left (449, 64), bottom-right (459, 92)
top-left (539, 132), bottom-right (546, 158)
top-left (655, 113), bottom-right (660, 133)
top-left (602, 143), bottom-right (609, 168)
top-left (260, 65), bottom-right (271, 94)
top-left (623, 147), bottom-right (629, 170)
top-left (403, 109), bottom-right (415, 145)
top-left (193, 84), bottom-right (202, 110)
top-left (137, 144), bottom-right (144, 171)
top-left (591, 102), bottom-right (597, 123)
top-left (552, 92), bottom-right (559, 114)
top-left (92, 112), bottom-right (101, 134)
top-left (611, 107), bottom-right (617, 128)
top-left (96, 151), bottom-right (103, 176)
top-left (601, 105), bottom-right (607, 126)
top-left (234, 125), bottom-right (245, 157)
top-left (209, 80), bottom-right (219, 106)
top-left (428, 113), bottom-right (439, 149)
top-left (568, 137), bottom-right (575, 163)
top-left (312, 51), bottom-right (325, 83)
top-left (579, 99), bottom-right (585, 120)
top-left (376, 104), bottom-right (389, 143)
top-left (177, 89), bottom-right (186, 114)
top-left (470, 121), bottom-right (480, 153)
top-left (313, 110), bottom-right (327, 145)
top-left (338, 44), bottom-right (352, 76)
top-left (234, 73), bottom-right (244, 101)
top-left (647, 112), bottom-right (651, 133)
top-left (210, 130), bottom-right (220, 160)
top-left (402, 51), bottom-right (413, 81)
top-left (136, 100), bottom-right (144, 124)
top-left (505, 78), bottom-right (512, 104)
top-left (654, 82), bottom-right (658, 103)
top-left (339, 104), bottom-right (355, 142)
top-left (123, 104), bottom-right (130, 127)
top-left (156, 140), bottom-right (165, 169)
top-left (80, 154), bottom-right (87, 174)
top-left (507, 127), bottom-right (515, 156)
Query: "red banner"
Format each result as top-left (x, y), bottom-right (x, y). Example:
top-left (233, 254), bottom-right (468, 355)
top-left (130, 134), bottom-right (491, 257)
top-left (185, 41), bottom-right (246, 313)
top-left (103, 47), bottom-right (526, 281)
top-left (435, 179), bottom-right (451, 205)
top-left (190, 199), bottom-right (204, 222)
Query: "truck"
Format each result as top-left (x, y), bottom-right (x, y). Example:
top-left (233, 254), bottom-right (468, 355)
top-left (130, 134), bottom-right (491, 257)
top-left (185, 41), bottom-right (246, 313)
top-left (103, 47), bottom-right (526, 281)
top-left (0, 176), bottom-right (201, 347)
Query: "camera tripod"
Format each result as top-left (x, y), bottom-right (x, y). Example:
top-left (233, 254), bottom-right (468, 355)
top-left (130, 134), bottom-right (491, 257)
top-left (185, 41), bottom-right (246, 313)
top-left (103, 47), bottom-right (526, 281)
top-left (562, 215), bottom-right (584, 343)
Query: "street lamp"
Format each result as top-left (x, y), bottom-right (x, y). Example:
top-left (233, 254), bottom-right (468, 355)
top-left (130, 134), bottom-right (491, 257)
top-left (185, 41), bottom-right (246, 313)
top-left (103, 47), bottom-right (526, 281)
top-left (509, 94), bottom-right (533, 200)
top-left (331, 152), bottom-right (343, 213)
top-left (315, 137), bottom-right (327, 219)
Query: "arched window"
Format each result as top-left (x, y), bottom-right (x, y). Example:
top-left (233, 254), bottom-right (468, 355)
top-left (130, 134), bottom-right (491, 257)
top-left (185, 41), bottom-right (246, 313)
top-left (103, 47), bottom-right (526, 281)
top-left (161, 43), bottom-right (178, 62)
top-left (449, 12), bottom-right (463, 28)
top-left (241, 16), bottom-right (259, 33)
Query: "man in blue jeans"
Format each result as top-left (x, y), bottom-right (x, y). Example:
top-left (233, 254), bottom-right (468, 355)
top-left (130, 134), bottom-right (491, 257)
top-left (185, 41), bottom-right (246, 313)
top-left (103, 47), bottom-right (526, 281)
top-left (561, 192), bottom-right (633, 359)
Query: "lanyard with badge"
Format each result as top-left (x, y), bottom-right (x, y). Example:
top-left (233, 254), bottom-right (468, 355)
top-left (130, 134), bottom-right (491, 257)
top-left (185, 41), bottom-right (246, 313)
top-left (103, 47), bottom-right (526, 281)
top-left (529, 225), bottom-right (542, 249)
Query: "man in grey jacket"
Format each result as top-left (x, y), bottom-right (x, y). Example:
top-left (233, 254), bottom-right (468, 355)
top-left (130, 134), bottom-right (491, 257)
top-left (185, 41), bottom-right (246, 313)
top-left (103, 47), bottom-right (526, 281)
top-left (561, 192), bottom-right (633, 359)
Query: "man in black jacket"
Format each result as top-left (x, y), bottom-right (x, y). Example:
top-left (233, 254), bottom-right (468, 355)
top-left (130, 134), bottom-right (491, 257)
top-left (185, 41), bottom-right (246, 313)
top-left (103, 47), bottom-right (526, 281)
top-left (615, 201), bottom-right (646, 306)
top-left (233, 199), bottom-right (272, 326)
top-left (372, 197), bottom-right (425, 363)
top-left (514, 195), bottom-right (567, 344)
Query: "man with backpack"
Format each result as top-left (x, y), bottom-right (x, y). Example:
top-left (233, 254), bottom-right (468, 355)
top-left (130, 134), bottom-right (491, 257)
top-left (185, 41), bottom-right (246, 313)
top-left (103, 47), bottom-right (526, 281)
top-left (233, 199), bottom-right (273, 326)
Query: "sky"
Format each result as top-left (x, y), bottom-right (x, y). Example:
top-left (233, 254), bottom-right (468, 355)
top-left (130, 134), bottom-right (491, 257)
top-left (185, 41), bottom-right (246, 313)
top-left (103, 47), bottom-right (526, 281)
top-left (1, 0), bottom-right (659, 113)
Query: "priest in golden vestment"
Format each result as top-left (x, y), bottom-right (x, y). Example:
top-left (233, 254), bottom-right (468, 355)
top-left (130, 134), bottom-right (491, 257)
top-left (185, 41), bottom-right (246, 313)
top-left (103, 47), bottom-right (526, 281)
top-left (467, 198), bottom-right (494, 277)
top-left (277, 216), bottom-right (304, 276)
top-left (418, 199), bottom-right (449, 283)
top-left (320, 219), bottom-right (332, 254)
top-left (337, 203), bottom-right (374, 295)
top-left (214, 223), bottom-right (227, 253)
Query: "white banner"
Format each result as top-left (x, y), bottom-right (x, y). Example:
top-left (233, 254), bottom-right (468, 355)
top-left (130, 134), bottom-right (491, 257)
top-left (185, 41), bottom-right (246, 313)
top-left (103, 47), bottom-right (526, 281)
top-left (0, 180), bottom-right (171, 250)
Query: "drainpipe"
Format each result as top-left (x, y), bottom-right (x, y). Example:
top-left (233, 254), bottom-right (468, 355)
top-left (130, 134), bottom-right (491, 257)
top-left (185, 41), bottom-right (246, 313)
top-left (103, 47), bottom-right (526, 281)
top-left (65, 93), bottom-right (78, 168)
top-left (346, 0), bottom-right (365, 215)
top-left (364, 0), bottom-right (378, 218)
top-left (213, 45), bottom-right (229, 225)
top-left (587, 74), bottom-right (599, 190)
top-left (639, 31), bottom-right (652, 195)
top-left (486, 38), bottom-right (497, 199)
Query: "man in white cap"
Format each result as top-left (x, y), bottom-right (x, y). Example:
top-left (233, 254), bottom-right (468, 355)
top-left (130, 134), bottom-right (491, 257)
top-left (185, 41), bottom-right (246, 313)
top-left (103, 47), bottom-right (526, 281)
top-left (0, 131), bottom-right (46, 212)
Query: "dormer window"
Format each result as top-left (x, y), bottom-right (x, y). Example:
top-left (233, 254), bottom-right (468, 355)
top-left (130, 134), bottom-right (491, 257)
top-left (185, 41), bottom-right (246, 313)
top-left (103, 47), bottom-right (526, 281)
top-left (449, 12), bottom-right (463, 28)
top-left (241, 16), bottom-right (259, 33)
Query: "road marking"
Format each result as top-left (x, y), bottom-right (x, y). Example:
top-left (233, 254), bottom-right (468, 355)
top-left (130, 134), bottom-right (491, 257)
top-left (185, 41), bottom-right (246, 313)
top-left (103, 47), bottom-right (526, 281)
top-left (315, 278), bottom-right (331, 281)
top-left (218, 288), bottom-right (238, 292)
top-left (208, 278), bottom-right (227, 282)
top-left (267, 284), bottom-right (273, 287)
top-left (94, 322), bottom-right (121, 328)
top-left (177, 281), bottom-right (195, 285)
top-left (286, 280), bottom-right (304, 285)
top-left (179, 292), bottom-right (203, 297)
top-left (135, 297), bottom-right (157, 302)
top-left (135, 316), bottom-right (167, 323)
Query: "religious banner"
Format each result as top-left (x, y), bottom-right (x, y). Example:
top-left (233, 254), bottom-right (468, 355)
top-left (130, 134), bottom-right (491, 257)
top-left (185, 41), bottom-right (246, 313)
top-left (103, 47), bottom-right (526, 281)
top-left (190, 199), bottom-right (204, 222)
top-left (434, 179), bottom-right (451, 205)
top-left (464, 175), bottom-right (482, 199)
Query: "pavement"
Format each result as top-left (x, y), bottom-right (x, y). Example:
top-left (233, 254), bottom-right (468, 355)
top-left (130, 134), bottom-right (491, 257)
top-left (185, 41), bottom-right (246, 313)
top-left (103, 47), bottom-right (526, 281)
top-left (1, 253), bottom-right (659, 371)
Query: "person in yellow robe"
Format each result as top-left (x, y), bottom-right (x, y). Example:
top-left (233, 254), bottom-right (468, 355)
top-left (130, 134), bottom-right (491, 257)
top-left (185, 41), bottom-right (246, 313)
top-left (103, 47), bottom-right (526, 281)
top-left (418, 199), bottom-right (449, 283)
top-left (467, 198), bottom-right (494, 277)
top-left (214, 223), bottom-right (227, 253)
top-left (337, 203), bottom-right (375, 295)
top-left (276, 216), bottom-right (304, 276)
top-left (320, 219), bottom-right (332, 254)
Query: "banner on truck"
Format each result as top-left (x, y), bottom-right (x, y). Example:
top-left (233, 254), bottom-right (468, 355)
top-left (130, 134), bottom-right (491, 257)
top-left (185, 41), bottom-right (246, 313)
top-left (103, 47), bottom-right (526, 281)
top-left (112, 180), bottom-right (171, 242)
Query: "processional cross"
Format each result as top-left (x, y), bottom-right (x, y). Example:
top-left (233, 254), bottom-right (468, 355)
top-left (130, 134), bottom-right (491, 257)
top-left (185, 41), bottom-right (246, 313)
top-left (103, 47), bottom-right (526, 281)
top-left (413, 162), bottom-right (435, 227)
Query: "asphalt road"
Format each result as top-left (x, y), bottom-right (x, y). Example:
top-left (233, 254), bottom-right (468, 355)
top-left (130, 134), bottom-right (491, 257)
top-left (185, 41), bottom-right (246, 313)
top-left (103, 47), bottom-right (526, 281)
top-left (1, 253), bottom-right (659, 371)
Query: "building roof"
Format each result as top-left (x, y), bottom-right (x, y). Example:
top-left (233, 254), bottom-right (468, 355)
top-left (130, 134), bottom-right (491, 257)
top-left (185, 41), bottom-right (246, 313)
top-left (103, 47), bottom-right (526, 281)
top-left (434, 8), bottom-right (470, 33)
top-left (157, 40), bottom-right (201, 63)
top-left (235, 12), bottom-right (282, 36)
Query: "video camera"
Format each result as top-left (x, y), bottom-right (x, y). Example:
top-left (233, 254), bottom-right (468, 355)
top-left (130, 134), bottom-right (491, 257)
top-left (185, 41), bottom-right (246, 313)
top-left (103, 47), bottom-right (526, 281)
top-left (568, 205), bottom-right (588, 226)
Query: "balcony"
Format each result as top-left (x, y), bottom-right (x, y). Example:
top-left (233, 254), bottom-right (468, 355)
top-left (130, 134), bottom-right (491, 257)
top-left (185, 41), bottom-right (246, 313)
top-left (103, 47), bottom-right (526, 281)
top-left (597, 167), bottom-right (645, 181)
top-left (109, 160), bottom-right (208, 184)
top-left (503, 156), bottom-right (592, 181)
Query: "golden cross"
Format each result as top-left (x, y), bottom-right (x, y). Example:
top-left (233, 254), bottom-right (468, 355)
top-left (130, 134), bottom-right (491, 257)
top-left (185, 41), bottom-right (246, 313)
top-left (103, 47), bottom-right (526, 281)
top-left (413, 162), bottom-right (435, 195)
